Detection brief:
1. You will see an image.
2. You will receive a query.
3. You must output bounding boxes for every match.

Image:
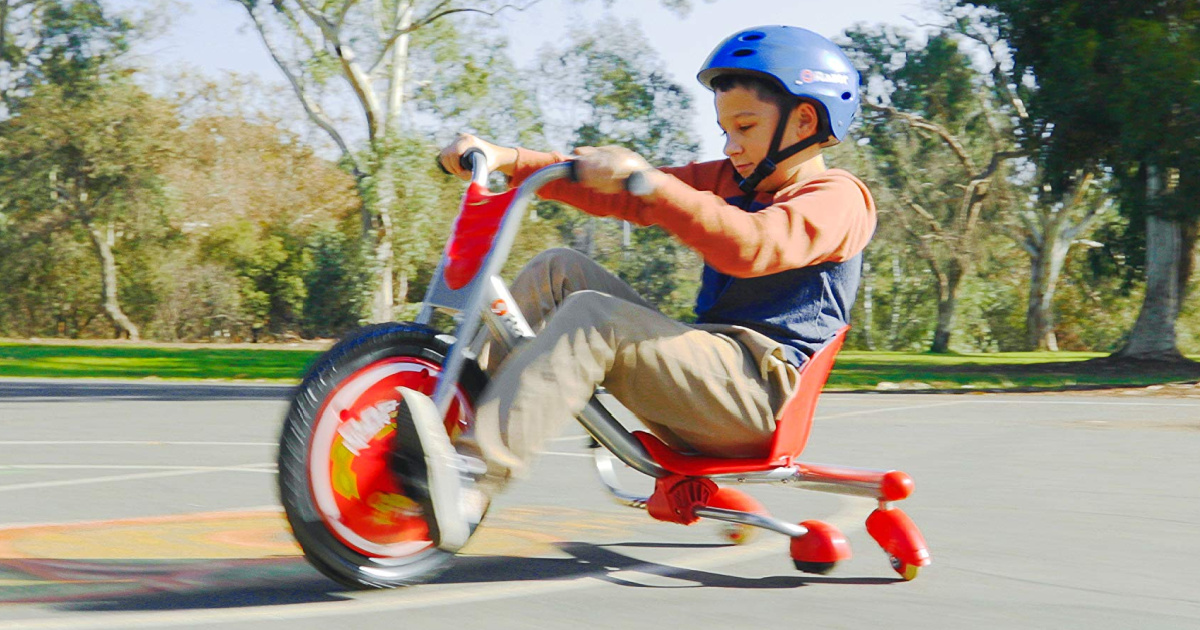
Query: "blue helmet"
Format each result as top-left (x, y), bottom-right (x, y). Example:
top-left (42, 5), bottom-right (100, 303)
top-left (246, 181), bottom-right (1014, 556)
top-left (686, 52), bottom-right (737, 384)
top-left (698, 26), bottom-right (861, 144)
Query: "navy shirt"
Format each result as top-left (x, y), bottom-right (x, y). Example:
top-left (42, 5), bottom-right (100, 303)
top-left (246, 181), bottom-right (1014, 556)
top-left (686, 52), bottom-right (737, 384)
top-left (694, 197), bottom-right (862, 366)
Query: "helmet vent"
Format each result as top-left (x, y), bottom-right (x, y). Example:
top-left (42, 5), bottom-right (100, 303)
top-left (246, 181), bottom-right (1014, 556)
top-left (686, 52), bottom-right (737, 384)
top-left (841, 92), bottom-right (853, 100)
top-left (732, 49), bottom-right (756, 57)
top-left (740, 32), bottom-right (765, 41)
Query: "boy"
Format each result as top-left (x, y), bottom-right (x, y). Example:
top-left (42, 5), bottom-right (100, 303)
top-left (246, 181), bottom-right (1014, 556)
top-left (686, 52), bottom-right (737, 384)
top-left (401, 25), bottom-right (876, 550)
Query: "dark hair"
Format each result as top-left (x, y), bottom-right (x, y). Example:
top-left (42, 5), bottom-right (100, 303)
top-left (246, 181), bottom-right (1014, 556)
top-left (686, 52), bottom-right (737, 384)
top-left (709, 73), bottom-right (797, 112)
top-left (711, 73), bottom-right (833, 143)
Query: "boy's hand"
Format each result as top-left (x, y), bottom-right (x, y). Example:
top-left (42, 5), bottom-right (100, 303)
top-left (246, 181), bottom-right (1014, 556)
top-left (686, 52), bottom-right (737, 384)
top-left (573, 146), bottom-right (657, 195)
top-left (439, 133), bottom-right (518, 179)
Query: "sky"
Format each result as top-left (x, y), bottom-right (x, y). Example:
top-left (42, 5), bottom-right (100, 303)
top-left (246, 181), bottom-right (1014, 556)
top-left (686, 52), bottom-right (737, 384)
top-left (117, 0), bottom-right (935, 161)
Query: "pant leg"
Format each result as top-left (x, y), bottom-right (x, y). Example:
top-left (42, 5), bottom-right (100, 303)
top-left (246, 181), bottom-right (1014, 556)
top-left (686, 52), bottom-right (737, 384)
top-left (473, 289), bottom-right (779, 488)
top-left (475, 247), bottom-right (655, 371)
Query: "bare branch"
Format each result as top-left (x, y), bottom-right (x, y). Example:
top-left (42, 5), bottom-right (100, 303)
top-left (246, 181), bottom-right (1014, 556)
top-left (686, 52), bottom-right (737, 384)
top-left (863, 100), bottom-right (976, 174)
top-left (368, 0), bottom-right (541, 73)
top-left (334, 0), bottom-right (361, 30)
top-left (962, 149), bottom-right (1022, 232)
top-left (409, 0), bottom-right (542, 32)
top-left (899, 195), bottom-right (945, 235)
top-left (950, 19), bottom-right (1029, 121)
top-left (999, 224), bottom-right (1039, 257)
top-left (239, 3), bottom-right (360, 174)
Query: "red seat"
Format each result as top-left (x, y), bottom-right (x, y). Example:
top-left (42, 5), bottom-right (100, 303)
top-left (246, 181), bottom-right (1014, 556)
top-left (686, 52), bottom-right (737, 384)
top-left (634, 326), bottom-right (850, 476)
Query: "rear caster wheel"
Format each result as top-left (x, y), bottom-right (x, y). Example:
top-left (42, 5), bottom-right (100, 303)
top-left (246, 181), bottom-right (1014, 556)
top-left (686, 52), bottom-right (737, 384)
top-left (789, 520), bottom-right (851, 575)
top-left (889, 554), bottom-right (920, 581)
top-left (708, 487), bottom-right (767, 546)
top-left (792, 560), bottom-right (836, 575)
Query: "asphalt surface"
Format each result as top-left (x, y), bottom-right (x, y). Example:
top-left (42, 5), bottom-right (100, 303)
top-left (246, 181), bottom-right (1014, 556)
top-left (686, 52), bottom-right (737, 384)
top-left (1, 378), bottom-right (1198, 629)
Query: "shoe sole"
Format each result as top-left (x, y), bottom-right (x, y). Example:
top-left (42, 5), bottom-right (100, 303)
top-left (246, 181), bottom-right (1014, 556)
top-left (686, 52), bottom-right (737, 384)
top-left (394, 387), bottom-right (471, 552)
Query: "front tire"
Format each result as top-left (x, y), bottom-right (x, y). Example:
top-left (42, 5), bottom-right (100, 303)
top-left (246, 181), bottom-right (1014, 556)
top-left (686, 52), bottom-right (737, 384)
top-left (278, 322), bottom-right (487, 589)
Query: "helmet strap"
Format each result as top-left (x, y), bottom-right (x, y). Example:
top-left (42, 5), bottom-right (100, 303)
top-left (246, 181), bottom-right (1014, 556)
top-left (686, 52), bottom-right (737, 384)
top-left (734, 100), bottom-right (827, 208)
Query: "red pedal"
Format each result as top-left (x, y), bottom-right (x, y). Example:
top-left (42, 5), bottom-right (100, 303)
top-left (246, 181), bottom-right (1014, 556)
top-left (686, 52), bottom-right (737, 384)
top-left (645, 475), bottom-right (717, 525)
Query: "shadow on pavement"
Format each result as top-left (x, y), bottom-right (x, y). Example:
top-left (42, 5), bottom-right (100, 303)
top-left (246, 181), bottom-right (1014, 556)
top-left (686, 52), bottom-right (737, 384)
top-left (3, 541), bottom-right (898, 613)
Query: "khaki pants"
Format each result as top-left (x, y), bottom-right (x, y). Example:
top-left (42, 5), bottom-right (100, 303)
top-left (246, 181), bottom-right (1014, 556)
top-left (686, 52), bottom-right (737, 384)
top-left (473, 248), bottom-right (798, 485)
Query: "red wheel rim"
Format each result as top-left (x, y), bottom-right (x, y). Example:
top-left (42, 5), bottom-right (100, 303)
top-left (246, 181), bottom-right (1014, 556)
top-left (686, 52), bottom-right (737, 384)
top-left (306, 356), bottom-right (473, 558)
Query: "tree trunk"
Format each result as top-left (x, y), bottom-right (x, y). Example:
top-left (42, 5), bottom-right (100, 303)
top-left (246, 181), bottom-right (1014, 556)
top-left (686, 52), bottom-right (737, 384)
top-left (1117, 167), bottom-right (1188, 361)
top-left (86, 224), bottom-right (140, 341)
top-left (368, 192), bottom-right (395, 323)
top-left (1117, 213), bottom-right (1186, 360)
top-left (1025, 238), bottom-right (1070, 351)
top-left (861, 256), bottom-right (876, 350)
top-left (361, 0), bottom-right (413, 324)
top-left (930, 261), bottom-right (963, 353)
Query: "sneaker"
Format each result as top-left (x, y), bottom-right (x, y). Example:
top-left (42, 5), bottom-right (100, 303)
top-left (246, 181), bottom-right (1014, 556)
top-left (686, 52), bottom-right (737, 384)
top-left (390, 387), bottom-right (480, 552)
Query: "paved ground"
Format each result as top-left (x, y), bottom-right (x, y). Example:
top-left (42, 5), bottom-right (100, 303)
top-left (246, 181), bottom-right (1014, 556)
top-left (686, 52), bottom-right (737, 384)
top-left (1, 379), bottom-right (1198, 629)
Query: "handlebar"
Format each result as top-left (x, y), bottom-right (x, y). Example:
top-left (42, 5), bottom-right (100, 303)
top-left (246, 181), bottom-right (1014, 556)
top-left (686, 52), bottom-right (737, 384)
top-left (440, 147), bottom-right (651, 195)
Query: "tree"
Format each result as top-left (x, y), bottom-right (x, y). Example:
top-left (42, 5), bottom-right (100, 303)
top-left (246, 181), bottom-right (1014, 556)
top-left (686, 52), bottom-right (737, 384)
top-left (0, 0), bottom-right (131, 114)
top-left (971, 0), bottom-right (1200, 360)
top-left (232, 0), bottom-right (704, 323)
top-left (0, 80), bottom-right (180, 339)
top-left (533, 17), bottom-right (702, 316)
top-left (168, 108), bottom-right (362, 340)
top-left (844, 24), bottom-right (1023, 352)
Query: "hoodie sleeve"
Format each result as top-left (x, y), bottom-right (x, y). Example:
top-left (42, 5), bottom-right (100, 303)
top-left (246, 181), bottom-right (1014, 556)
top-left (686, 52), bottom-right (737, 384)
top-left (509, 148), bottom-right (876, 277)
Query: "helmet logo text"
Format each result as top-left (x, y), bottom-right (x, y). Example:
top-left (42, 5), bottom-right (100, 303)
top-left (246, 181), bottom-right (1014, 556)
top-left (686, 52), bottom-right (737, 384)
top-left (798, 70), bottom-right (850, 85)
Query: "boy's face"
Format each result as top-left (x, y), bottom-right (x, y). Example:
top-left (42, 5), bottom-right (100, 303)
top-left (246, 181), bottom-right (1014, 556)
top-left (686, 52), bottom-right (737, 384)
top-left (715, 85), bottom-right (815, 183)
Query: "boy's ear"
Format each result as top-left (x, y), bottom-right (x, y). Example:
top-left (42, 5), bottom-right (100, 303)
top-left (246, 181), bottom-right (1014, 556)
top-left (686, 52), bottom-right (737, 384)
top-left (792, 101), bottom-right (820, 140)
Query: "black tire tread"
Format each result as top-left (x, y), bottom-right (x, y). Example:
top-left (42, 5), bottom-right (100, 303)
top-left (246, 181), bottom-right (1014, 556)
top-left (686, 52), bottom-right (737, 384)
top-left (277, 321), bottom-right (486, 589)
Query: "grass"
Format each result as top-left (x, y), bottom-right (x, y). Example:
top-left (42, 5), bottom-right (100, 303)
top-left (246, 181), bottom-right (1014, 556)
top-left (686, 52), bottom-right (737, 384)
top-left (828, 350), bottom-right (1200, 391)
top-left (2, 341), bottom-right (1199, 392)
top-left (0, 342), bottom-right (322, 382)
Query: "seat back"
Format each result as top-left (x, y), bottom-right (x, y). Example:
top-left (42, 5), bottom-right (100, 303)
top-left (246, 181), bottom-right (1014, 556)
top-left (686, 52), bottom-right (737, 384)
top-left (766, 326), bottom-right (850, 465)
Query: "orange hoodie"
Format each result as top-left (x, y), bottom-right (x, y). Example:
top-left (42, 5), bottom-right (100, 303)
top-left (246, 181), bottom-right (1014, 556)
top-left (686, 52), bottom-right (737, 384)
top-left (509, 148), bottom-right (877, 277)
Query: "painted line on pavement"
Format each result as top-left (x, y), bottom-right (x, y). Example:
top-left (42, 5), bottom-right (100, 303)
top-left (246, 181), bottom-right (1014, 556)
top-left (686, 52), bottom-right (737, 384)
top-left (0, 465), bottom-right (276, 472)
top-left (0, 441), bottom-right (274, 447)
top-left (818, 399), bottom-right (967, 420)
top-left (0, 462), bottom-right (274, 493)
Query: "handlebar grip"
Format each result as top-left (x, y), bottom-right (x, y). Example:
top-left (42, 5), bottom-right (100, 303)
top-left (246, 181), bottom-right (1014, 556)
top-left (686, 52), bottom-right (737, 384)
top-left (565, 159), bottom-right (579, 183)
top-left (435, 147), bottom-right (488, 177)
top-left (625, 170), bottom-right (654, 197)
top-left (460, 147), bottom-right (486, 172)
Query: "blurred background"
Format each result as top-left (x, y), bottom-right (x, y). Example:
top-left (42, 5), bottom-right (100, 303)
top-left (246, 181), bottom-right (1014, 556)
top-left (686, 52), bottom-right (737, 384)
top-left (2, 0), bottom-right (1197, 364)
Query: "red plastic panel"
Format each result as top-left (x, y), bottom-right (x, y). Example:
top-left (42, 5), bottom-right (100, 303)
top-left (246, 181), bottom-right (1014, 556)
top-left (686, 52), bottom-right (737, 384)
top-left (443, 183), bottom-right (520, 290)
top-left (631, 326), bottom-right (850, 477)
top-left (865, 507), bottom-right (931, 567)
top-left (633, 431), bottom-right (780, 476)
top-left (707, 486), bottom-right (768, 516)
top-left (767, 326), bottom-right (850, 464)
top-left (789, 520), bottom-right (852, 563)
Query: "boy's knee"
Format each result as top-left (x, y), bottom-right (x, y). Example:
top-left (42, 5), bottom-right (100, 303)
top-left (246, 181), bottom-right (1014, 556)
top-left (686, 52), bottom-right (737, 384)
top-left (555, 290), bottom-right (618, 327)
top-left (524, 247), bottom-right (587, 276)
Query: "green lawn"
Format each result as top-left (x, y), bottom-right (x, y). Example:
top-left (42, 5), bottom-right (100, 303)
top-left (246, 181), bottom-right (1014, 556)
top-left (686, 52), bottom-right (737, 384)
top-left (829, 350), bottom-right (1200, 391)
top-left (0, 343), bottom-right (321, 381)
top-left (1, 342), bottom-right (1198, 392)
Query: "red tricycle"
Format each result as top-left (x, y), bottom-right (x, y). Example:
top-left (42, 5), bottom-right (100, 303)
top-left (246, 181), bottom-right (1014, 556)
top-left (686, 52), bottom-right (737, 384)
top-left (276, 150), bottom-right (931, 588)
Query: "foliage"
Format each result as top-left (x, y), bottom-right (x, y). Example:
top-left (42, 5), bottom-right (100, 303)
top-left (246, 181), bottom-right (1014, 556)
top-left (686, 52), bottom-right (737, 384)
top-left (969, 0), bottom-right (1200, 358)
top-left (843, 22), bottom-right (1023, 352)
top-left (532, 17), bottom-right (702, 317)
top-left (0, 0), bottom-right (132, 112)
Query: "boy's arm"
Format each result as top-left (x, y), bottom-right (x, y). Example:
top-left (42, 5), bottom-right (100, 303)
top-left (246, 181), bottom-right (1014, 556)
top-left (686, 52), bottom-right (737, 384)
top-left (510, 149), bottom-right (876, 278)
top-left (509, 148), bottom-right (717, 227)
top-left (648, 171), bottom-right (877, 277)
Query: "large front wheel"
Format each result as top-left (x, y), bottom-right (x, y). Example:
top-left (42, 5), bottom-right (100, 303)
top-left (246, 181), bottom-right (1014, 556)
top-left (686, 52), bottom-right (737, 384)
top-left (278, 323), bottom-right (487, 589)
